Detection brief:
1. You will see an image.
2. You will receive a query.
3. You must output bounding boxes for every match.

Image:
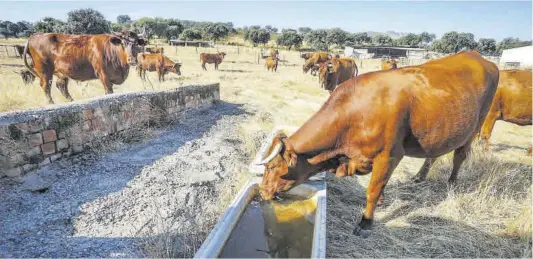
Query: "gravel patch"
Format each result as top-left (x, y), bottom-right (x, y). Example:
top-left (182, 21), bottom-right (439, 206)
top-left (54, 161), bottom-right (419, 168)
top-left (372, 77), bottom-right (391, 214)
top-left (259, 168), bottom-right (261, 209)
top-left (0, 101), bottom-right (251, 257)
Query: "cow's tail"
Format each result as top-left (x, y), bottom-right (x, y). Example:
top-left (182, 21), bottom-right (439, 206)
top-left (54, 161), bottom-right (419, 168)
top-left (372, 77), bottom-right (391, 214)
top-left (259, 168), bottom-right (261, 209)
top-left (353, 60), bottom-right (359, 77)
top-left (23, 37), bottom-right (39, 79)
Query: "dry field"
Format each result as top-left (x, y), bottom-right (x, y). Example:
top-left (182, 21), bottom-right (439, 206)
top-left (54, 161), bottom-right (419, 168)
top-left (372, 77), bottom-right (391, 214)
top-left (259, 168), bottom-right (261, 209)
top-left (0, 39), bottom-right (531, 257)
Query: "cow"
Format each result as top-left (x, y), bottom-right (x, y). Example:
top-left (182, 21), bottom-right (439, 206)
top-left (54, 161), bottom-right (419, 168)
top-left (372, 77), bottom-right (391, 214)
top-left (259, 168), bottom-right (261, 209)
top-left (200, 52), bottom-right (226, 71)
top-left (265, 56), bottom-right (279, 72)
top-left (479, 69), bottom-right (532, 154)
top-left (13, 69), bottom-right (36, 84)
top-left (136, 53), bottom-right (182, 82)
top-left (23, 30), bottom-right (147, 104)
top-left (146, 47), bottom-right (164, 54)
top-left (302, 52), bottom-right (331, 74)
top-left (318, 57), bottom-right (359, 94)
top-left (381, 58), bottom-right (398, 70)
top-left (255, 50), bottom-right (499, 238)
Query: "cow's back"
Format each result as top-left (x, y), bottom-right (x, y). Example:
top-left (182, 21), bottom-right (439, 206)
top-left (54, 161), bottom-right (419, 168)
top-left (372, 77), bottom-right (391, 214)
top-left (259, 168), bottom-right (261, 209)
top-left (406, 51), bottom-right (499, 156)
top-left (138, 53), bottom-right (164, 72)
top-left (498, 70), bottom-right (532, 125)
top-left (201, 53), bottom-right (218, 64)
top-left (329, 51), bottom-right (499, 157)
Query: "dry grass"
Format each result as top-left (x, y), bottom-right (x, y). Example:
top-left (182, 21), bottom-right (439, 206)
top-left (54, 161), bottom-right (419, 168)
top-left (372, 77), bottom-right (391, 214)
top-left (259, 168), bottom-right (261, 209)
top-left (327, 146), bottom-right (532, 258)
top-left (142, 169), bottom-right (253, 258)
top-left (0, 41), bottom-right (531, 257)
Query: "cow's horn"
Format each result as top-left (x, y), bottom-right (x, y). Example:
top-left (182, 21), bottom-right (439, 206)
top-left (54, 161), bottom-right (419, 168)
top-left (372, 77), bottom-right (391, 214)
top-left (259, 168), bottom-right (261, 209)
top-left (256, 143), bottom-right (283, 165)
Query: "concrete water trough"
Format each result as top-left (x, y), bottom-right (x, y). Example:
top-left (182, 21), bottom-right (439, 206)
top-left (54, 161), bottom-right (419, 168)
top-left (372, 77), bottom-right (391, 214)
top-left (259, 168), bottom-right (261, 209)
top-left (194, 126), bottom-right (327, 258)
top-left (194, 179), bottom-right (326, 258)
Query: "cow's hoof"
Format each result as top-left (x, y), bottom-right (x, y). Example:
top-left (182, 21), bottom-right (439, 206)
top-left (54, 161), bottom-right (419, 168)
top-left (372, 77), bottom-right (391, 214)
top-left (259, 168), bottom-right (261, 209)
top-left (353, 227), bottom-right (372, 238)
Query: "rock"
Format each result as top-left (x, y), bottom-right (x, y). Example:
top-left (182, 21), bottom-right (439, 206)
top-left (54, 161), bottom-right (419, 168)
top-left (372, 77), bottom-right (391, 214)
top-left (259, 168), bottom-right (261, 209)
top-left (21, 172), bottom-right (53, 192)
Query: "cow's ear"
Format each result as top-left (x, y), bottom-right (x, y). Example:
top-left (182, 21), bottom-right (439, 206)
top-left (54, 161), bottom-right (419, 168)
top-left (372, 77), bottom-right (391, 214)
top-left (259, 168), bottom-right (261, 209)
top-left (110, 37), bottom-right (122, 45)
top-left (137, 38), bottom-right (147, 46)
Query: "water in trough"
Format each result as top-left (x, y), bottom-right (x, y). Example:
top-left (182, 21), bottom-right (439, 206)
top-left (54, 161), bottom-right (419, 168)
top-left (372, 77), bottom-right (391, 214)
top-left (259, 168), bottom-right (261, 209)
top-left (219, 194), bottom-right (316, 258)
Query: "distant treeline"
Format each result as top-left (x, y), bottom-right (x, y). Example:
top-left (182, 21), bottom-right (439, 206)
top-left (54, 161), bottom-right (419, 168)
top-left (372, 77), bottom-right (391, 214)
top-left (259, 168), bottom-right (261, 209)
top-left (0, 8), bottom-right (530, 55)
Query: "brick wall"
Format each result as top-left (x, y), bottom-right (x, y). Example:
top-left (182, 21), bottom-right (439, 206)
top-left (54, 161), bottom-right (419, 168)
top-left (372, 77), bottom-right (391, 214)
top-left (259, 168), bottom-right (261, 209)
top-left (0, 83), bottom-right (220, 178)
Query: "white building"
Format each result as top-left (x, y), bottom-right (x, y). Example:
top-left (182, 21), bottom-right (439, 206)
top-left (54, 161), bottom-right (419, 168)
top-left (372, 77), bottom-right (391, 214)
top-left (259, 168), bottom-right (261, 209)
top-left (500, 45), bottom-right (533, 67)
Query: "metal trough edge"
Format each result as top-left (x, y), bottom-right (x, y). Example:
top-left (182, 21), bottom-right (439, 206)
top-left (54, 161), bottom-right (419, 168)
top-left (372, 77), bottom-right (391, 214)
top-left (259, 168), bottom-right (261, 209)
top-left (194, 179), bottom-right (260, 258)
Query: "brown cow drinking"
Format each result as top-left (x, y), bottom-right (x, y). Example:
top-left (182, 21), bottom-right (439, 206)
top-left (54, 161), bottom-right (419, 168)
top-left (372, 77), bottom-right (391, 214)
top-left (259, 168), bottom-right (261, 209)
top-left (136, 53), bottom-right (182, 82)
top-left (23, 30), bottom-right (147, 104)
top-left (200, 52), bottom-right (226, 71)
top-left (318, 57), bottom-right (359, 94)
top-left (479, 69), bottom-right (532, 154)
top-left (257, 50), bottom-right (499, 238)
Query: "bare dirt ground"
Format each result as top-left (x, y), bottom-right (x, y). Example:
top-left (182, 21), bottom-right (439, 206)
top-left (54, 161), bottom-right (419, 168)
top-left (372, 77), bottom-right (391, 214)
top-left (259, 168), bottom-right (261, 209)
top-left (0, 102), bottom-right (256, 257)
top-left (0, 41), bottom-right (531, 257)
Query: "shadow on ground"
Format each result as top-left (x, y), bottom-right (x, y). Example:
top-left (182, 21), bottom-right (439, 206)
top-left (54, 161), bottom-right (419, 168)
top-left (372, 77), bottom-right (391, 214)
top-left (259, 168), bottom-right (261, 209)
top-left (0, 101), bottom-right (251, 258)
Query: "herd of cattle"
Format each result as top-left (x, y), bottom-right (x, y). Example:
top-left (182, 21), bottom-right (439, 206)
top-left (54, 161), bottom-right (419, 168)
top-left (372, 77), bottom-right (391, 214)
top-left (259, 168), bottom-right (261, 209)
top-left (5, 30), bottom-right (532, 238)
top-left (255, 50), bottom-right (532, 238)
top-left (15, 30), bottom-right (228, 103)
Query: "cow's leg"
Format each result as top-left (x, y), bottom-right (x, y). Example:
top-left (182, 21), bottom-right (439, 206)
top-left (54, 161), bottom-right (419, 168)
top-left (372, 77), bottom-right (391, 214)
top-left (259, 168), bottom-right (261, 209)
top-left (56, 77), bottom-right (74, 102)
top-left (412, 157), bottom-right (437, 183)
top-left (354, 152), bottom-right (403, 238)
top-left (97, 71), bottom-right (114, 94)
top-left (34, 62), bottom-right (54, 104)
top-left (157, 69), bottom-right (163, 82)
top-left (479, 109), bottom-right (500, 151)
top-left (202, 62), bottom-right (207, 71)
top-left (448, 143), bottom-right (471, 183)
top-left (40, 75), bottom-right (54, 104)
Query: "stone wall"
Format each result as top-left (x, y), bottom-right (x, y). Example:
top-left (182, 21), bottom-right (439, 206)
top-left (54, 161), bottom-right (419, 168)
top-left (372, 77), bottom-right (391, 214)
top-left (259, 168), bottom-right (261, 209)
top-left (0, 83), bottom-right (220, 178)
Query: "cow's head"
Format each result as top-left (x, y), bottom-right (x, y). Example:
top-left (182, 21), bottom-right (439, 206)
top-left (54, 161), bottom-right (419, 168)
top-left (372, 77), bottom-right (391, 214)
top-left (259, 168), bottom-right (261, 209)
top-left (257, 133), bottom-right (321, 200)
top-left (318, 61), bottom-right (337, 90)
top-left (111, 29), bottom-right (147, 65)
top-left (218, 52), bottom-right (227, 59)
top-left (170, 62), bottom-right (182, 76)
top-left (303, 63), bottom-right (314, 74)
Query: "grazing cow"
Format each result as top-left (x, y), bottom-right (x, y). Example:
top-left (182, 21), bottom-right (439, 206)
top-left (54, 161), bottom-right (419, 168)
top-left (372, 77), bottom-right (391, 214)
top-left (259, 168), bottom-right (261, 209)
top-left (256, 50), bottom-right (499, 238)
top-left (302, 52), bottom-right (331, 74)
top-left (146, 47), bottom-right (164, 54)
top-left (13, 69), bottom-right (36, 84)
top-left (136, 53), bottom-right (182, 82)
top-left (23, 30), bottom-right (147, 103)
top-left (381, 58), bottom-right (398, 70)
top-left (318, 57), bottom-right (359, 93)
top-left (265, 56), bottom-right (279, 72)
top-left (200, 52), bottom-right (226, 71)
top-left (479, 69), bottom-right (532, 154)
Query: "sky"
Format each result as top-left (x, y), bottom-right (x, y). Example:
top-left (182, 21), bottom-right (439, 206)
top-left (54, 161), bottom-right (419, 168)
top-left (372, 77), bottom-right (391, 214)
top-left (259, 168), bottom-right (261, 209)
top-left (0, 1), bottom-right (531, 41)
